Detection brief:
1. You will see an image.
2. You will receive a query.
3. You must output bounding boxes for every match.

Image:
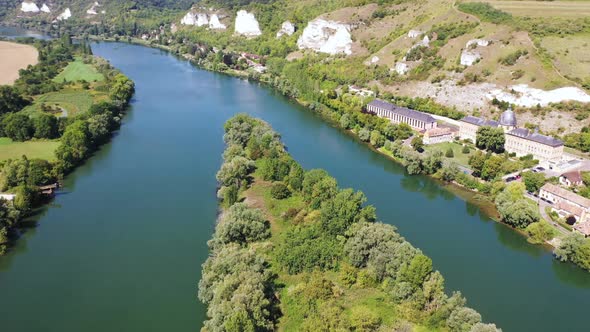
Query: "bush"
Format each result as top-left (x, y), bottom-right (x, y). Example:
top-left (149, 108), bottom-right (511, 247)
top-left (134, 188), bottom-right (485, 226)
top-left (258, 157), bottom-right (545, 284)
top-left (271, 182), bottom-right (291, 199)
top-left (445, 147), bottom-right (455, 158)
top-left (462, 145), bottom-right (470, 154)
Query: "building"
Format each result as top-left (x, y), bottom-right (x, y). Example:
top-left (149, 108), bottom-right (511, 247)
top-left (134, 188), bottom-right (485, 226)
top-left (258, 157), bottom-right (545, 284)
top-left (539, 183), bottom-right (590, 222)
top-left (0, 194), bottom-right (15, 201)
top-left (458, 116), bottom-right (499, 143)
top-left (423, 127), bottom-right (455, 145)
top-left (560, 171), bottom-right (584, 187)
top-left (574, 221), bottom-right (590, 238)
top-left (458, 109), bottom-right (564, 163)
top-left (366, 99), bottom-right (437, 131)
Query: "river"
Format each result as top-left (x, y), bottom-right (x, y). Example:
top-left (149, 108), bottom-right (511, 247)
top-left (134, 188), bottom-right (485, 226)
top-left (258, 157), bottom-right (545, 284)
top-left (1, 40), bottom-right (589, 331)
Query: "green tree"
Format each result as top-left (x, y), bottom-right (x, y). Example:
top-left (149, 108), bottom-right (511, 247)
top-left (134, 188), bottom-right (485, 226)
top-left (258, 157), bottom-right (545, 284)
top-left (350, 306), bottom-right (381, 332)
top-left (468, 151), bottom-right (487, 177)
top-left (521, 171), bottom-right (546, 193)
top-left (399, 253), bottom-right (433, 288)
top-left (33, 113), bottom-right (58, 139)
top-left (271, 182), bottom-right (291, 199)
top-left (0, 86), bottom-right (29, 114)
top-left (370, 130), bottom-right (385, 148)
top-left (320, 189), bottom-right (372, 236)
top-left (441, 163), bottom-right (460, 182)
top-left (358, 127), bottom-right (371, 142)
top-left (476, 126), bottom-right (505, 153)
top-left (445, 147), bottom-right (455, 158)
top-left (214, 203), bottom-right (270, 246)
top-left (216, 156), bottom-right (255, 188)
top-left (411, 136), bottom-right (424, 152)
top-left (55, 120), bottom-right (91, 171)
top-left (447, 307), bottom-right (482, 332)
top-left (2, 113), bottom-right (34, 141)
top-left (481, 155), bottom-right (503, 181)
top-left (462, 145), bottom-right (470, 154)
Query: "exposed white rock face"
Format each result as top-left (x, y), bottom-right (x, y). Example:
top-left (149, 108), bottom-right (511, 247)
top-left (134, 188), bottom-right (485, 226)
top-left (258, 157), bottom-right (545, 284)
top-left (297, 19), bottom-right (352, 55)
top-left (422, 35), bottom-right (430, 47)
top-left (196, 13), bottom-right (208, 26)
top-left (408, 30), bottom-right (422, 38)
top-left (394, 62), bottom-right (409, 75)
top-left (466, 39), bottom-right (489, 48)
top-left (21, 2), bottom-right (40, 13)
top-left (460, 51), bottom-right (480, 66)
top-left (87, 2), bottom-right (100, 15)
top-left (209, 14), bottom-right (226, 29)
top-left (276, 21), bottom-right (295, 38)
top-left (235, 10), bottom-right (262, 37)
top-left (40, 3), bottom-right (50, 13)
top-left (57, 8), bottom-right (71, 20)
top-left (370, 56), bottom-right (379, 64)
top-left (181, 12), bottom-right (197, 25)
top-left (488, 84), bottom-right (590, 107)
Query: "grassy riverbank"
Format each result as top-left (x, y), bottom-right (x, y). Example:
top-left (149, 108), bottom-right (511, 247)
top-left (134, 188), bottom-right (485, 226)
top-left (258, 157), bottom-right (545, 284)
top-left (199, 114), bottom-right (500, 331)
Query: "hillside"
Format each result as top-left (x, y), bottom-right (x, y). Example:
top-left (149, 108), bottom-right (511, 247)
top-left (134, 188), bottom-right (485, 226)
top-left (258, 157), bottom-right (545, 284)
top-left (3, 0), bottom-right (590, 136)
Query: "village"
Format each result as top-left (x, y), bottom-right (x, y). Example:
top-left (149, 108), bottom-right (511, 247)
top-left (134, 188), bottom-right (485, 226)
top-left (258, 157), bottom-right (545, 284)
top-left (365, 97), bottom-right (590, 239)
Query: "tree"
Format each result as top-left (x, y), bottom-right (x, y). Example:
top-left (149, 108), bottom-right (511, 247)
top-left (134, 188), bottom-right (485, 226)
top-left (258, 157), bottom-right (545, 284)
top-left (481, 155), bottom-right (503, 181)
top-left (0, 86), bottom-right (29, 114)
top-left (411, 136), bottom-right (424, 152)
top-left (399, 253), bottom-right (433, 288)
top-left (468, 151), bottom-right (487, 177)
top-left (495, 183), bottom-right (540, 228)
top-left (350, 306), bottom-right (381, 332)
top-left (216, 156), bottom-right (255, 188)
top-left (286, 163), bottom-right (304, 192)
top-left (320, 189), bottom-right (372, 236)
top-left (340, 113), bottom-right (351, 129)
top-left (358, 127), bottom-right (370, 142)
top-left (521, 171), bottom-right (546, 193)
top-left (469, 323), bottom-right (502, 332)
top-left (445, 147), bottom-right (455, 158)
top-left (214, 203), bottom-right (270, 246)
top-left (33, 113), bottom-right (58, 139)
top-left (370, 130), bottom-right (384, 148)
top-left (13, 185), bottom-right (38, 213)
top-left (441, 163), bottom-right (460, 182)
top-left (476, 126), bottom-right (505, 153)
top-left (55, 120), bottom-right (91, 171)
top-left (2, 113), bottom-right (34, 141)
top-left (271, 182), bottom-right (291, 199)
top-left (447, 307), bottom-right (482, 332)
top-left (462, 145), bottom-right (470, 154)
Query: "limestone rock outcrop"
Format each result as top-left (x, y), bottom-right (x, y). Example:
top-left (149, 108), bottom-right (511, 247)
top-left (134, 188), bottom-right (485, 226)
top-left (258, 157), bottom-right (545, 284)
top-left (276, 21), bottom-right (295, 38)
top-left (297, 19), bottom-right (352, 55)
top-left (235, 10), bottom-right (261, 37)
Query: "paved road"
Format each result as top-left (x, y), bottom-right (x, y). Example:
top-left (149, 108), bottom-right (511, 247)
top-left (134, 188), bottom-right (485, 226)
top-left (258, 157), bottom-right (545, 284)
top-left (525, 192), bottom-right (569, 235)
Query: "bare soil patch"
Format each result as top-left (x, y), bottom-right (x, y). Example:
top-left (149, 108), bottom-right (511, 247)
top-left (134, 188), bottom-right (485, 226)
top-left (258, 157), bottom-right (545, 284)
top-left (0, 41), bottom-right (38, 85)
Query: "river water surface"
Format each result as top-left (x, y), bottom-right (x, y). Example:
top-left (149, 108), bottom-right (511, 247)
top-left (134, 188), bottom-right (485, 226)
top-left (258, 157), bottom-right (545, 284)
top-left (1, 40), bottom-right (590, 331)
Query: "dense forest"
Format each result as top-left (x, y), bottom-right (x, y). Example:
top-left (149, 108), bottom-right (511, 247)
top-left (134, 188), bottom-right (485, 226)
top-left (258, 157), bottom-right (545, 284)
top-left (200, 114), bottom-right (501, 331)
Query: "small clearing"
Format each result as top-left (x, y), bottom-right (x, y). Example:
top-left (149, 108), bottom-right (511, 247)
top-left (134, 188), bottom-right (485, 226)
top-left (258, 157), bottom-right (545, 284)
top-left (53, 57), bottom-right (105, 82)
top-left (0, 41), bottom-right (38, 85)
top-left (0, 137), bottom-right (59, 162)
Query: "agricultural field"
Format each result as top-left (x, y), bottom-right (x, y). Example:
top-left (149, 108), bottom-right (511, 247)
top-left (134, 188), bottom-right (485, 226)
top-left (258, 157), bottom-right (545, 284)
top-left (470, 0), bottom-right (590, 18)
top-left (53, 57), bottom-right (105, 83)
top-left (0, 41), bottom-right (38, 85)
top-left (0, 137), bottom-right (59, 162)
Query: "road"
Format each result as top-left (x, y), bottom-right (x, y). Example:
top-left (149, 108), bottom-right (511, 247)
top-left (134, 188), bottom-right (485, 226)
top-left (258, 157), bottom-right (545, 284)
top-left (525, 192), bottom-right (569, 235)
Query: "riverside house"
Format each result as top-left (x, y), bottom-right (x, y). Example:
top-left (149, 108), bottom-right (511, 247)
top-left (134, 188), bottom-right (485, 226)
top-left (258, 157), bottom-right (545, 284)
top-left (539, 183), bottom-right (590, 223)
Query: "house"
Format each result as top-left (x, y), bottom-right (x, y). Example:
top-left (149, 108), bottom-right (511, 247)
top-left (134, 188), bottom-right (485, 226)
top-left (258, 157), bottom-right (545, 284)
top-left (560, 171), bottom-right (584, 187)
top-left (423, 127), bottom-right (455, 145)
top-left (539, 183), bottom-right (590, 222)
top-left (574, 221), bottom-right (590, 238)
top-left (366, 99), bottom-right (437, 131)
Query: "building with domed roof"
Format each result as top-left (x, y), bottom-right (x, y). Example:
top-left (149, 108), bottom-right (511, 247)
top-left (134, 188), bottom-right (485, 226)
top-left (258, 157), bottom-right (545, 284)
top-left (458, 109), bottom-right (564, 163)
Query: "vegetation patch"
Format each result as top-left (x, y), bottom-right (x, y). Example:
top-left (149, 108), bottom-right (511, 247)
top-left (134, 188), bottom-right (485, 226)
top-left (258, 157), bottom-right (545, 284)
top-left (0, 137), bottom-right (59, 162)
top-left (53, 57), bottom-right (105, 83)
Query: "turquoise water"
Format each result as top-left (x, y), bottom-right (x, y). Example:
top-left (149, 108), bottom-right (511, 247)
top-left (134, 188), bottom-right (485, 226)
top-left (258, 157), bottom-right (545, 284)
top-left (0, 40), bottom-right (589, 331)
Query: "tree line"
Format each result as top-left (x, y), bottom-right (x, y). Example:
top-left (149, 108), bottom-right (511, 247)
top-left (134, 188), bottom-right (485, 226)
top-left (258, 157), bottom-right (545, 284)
top-left (200, 114), bottom-right (500, 331)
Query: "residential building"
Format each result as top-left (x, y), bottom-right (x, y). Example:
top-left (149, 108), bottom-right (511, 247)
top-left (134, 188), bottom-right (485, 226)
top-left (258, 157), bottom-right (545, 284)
top-left (366, 99), bottom-right (437, 131)
top-left (539, 183), bottom-right (590, 222)
top-left (560, 171), bottom-right (584, 187)
top-left (0, 194), bottom-right (15, 201)
top-left (423, 127), bottom-right (455, 145)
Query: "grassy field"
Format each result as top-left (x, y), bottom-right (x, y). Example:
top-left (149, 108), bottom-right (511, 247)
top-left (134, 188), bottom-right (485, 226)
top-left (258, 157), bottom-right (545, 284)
top-left (541, 34), bottom-right (590, 84)
top-left (21, 88), bottom-right (105, 117)
top-left (471, 0), bottom-right (590, 18)
top-left (0, 41), bottom-right (38, 85)
top-left (424, 141), bottom-right (472, 167)
top-left (0, 137), bottom-right (59, 162)
top-left (53, 57), bottom-right (105, 83)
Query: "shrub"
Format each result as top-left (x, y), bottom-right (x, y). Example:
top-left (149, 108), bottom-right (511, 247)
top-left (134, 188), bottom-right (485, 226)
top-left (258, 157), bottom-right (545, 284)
top-left (445, 147), bottom-right (455, 158)
top-left (462, 145), bottom-right (470, 154)
top-left (271, 182), bottom-right (291, 199)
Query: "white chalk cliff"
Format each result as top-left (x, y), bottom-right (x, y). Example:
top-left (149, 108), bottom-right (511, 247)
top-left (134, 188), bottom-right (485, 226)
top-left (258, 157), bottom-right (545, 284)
top-left (466, 39), bottom-right (489, 48)
top-left (21, 2), bottom-right (40, 13)
top-left (208, 14), bottom-right (226, 29)
top-left (57, 8), bottom-right (71, 21)
top-left (297, 19), bottom-right (352, 55)
top-left (395, 62), bottom-right (409, 75)
top-left (460, 51), bottom-right (480, 66)
top-left (40, 3), bottom-right (50, 13)
top-left (181, 12), bottom-right (198, 25)
top-left (276, 21), bottom-right (295, 38)
top-left (87, 2), bottom-right (100, 15)
top-left (488, 84), bottom-right (590, 107)
top-left (235, 10), bottom-right (261, 37)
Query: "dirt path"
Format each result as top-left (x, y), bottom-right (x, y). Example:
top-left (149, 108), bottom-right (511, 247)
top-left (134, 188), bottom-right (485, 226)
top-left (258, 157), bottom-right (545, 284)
top-left (0, 41), bottom-right (38, 85)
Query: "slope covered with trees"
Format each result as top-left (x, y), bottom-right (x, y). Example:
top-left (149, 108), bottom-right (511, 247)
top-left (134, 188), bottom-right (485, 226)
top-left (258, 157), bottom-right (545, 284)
top-left (200, 114), bottom-right (501, 331)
